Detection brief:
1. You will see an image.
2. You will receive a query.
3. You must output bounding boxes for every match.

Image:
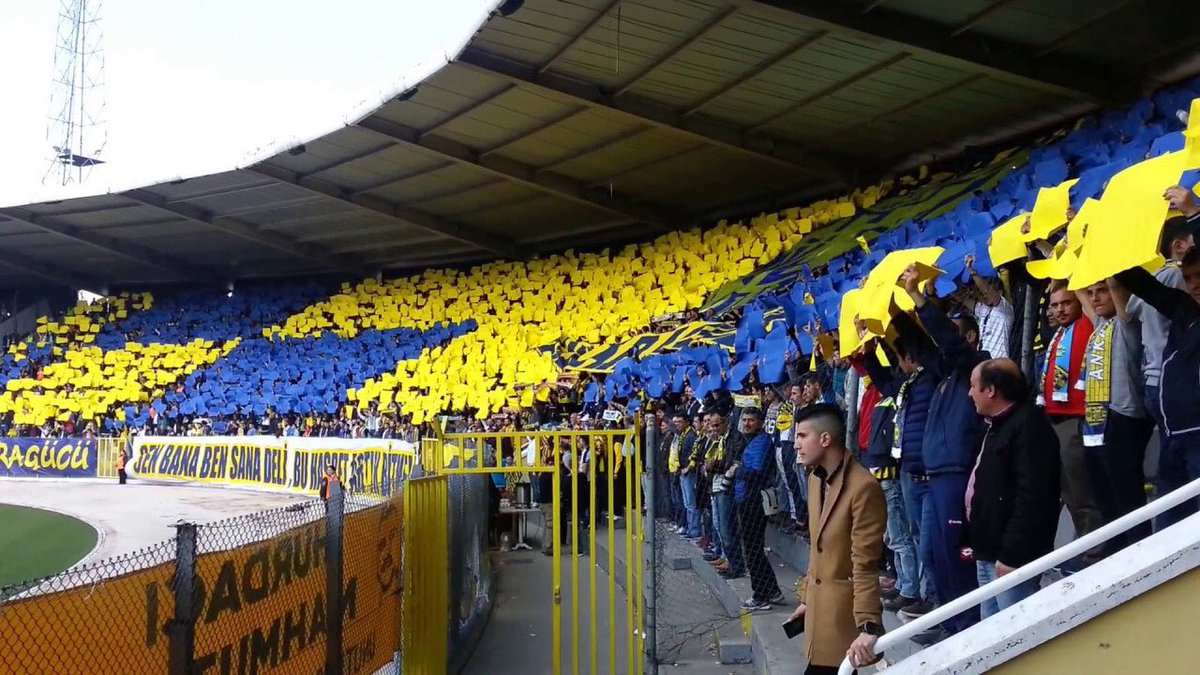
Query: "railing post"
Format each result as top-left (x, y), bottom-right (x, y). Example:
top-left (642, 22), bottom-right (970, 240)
top-left (168, 522), bottom-right (197, 675)
top-left (845, 370), bottom-right (861, 448)
top-left (325, 482), bottom-right (345, 675)
top-left (1019, 277), bottom-right (1039, 380)
top-left (644, 422), bottom-right (658, 674)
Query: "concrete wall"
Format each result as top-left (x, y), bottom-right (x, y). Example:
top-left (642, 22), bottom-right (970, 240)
top-left (889, 513), bottom-right (1200, 674)
top-left (993, 566), bottom-right (1199, 674)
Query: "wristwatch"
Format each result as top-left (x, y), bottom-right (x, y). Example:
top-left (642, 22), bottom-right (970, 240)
top-left (858, 621), bottom-right (883, 637)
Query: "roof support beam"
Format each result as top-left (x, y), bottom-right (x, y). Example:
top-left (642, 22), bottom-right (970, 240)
top-left (356, 115), bottom-right (683, 230)
top-left (122, 189), bottom-right (367, 275)
top-left (350, 161), bottom-right (454, 197)
top-left (248, 163), bottom-right (522, 259)
top-left (747, 53), bottom-right (911, 133)
top-left (738, 0), bottom-right (1112, 102)
top-left (950, 0), bottom-right (1021, 37)
top-left (537, 126), bottom-right (654, 174)
top-left (299, 143), bottom-right (395, 178)
top-left (453, 50), bottom-right (860, 185)
top-left (0, 208), bottom-right (214, 282)
top-left (420, 84), bottom-right (516, 140)
top-left (479, 107), bottom-right (590, 159)
top-left (613, 7), bottom-right (737, 98)
top-left (839, 73), bottom-right (987, 134)
top-left (0, 249), bottom-right (104, 292)
top-left (539, 0), bottom-right (624, 74)
top-left (682, 30), bottom-right (828, 117)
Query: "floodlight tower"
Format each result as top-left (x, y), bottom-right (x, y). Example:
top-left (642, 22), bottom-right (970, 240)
top-left (44, 0), bottom-right (107, 186)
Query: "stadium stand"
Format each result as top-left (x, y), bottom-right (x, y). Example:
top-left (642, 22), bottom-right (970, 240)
top-left (0, 76), bottom-right (1196, 439)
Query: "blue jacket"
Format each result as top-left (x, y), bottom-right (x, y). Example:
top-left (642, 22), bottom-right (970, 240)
top-left (1117, 268), bottom-right (1200, 437)
top-left (878, 312), bottom-right (936, 475)
top-left (917, 303), bottom-right (989, 475)
top-left (735, 431), bottom-right (775, 502)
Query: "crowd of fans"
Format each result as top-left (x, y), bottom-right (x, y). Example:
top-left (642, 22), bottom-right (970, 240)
top-left (644, 179), bottom-right (1200, 653)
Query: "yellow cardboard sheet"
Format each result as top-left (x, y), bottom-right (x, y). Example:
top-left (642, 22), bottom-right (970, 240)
top-left (1024, 179), bottom-right (1079, 242)
top-left (1069, 151), bottom-right (1183, 290)
top-left (988, 214), bottom-right (1030, 266)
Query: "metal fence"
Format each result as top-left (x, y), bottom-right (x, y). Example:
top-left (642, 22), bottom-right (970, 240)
top-left (0, 481), bottom-right (406, 675)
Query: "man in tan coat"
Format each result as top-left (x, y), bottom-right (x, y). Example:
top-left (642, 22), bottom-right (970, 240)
top-left (786, 404), bottom-right (887, 674)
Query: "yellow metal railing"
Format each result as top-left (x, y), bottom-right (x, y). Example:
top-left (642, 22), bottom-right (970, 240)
top-left (95, 437), bottom-right (124, 479)
top-left (401, 474), bottom-right (450, 674)
top-left (433, 429), bottom-right (644, 675)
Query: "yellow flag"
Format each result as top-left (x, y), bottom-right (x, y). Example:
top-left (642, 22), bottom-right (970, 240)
top-left (1024, 179), bottom-right (1079, 242)
top-left (1026, 242), bottom-right (1078, 280)
top-left (1184, 97), bottom-right (1200, 170)
top-left (856, 235), bottom-right (871, 254)
top-left (1069, 151), bottom-right (1184, 290)
top-left (988, 214), bottom-right (1030, 266)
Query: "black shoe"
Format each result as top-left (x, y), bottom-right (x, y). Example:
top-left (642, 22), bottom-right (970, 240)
top-left (883, 595), bottom-right (918, 612)
top-left (881, 587), bottom-right (901, 601)
top-left (897, 600), bottom-right (934, 622)
top-left (910, 627), bottom-right (949, 647)
top-left (768, 591), bottom-right (786, 605)
top-left (702, 552), bottom-right (721, 562)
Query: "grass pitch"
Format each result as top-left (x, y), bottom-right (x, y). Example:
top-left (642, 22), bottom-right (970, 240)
top-left (0, 504), bottom-right (98, 588)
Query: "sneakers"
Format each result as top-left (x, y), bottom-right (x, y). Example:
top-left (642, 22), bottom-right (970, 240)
top-left (882, 595), bottom-right (919, 612)
top-left (767, 591), bottom-right (787, 605)
top-left (897, 600), bottom-right (934, 622)
top-left (741, 598), bottom-right (772, 612)
top-left (702, 552), bottom-right (722, 562)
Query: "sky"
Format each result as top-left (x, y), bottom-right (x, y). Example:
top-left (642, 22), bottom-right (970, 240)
top-left (0, 0), bottom-right (498, 206)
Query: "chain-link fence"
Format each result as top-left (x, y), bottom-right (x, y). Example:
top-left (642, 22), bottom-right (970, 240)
top-left (646, 406), bottom-right (808, 669)
top-left (0, 537), bottom-right (177, 674)
top-left (0, 480), bottom-right (406, 675)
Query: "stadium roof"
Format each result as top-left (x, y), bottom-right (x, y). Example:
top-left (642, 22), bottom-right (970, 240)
top-left (2, 0), bottom-right (1197, 291)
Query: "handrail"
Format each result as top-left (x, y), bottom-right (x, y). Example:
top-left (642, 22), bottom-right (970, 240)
top-left (837, 475), bottom-right (1200, 674)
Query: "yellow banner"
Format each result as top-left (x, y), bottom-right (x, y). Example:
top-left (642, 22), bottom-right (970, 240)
top-left (0, 501), bottom-right (401, 675)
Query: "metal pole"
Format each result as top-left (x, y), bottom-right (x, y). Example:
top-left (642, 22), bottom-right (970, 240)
top-left (844, 370), bottom-right (861, 449)
top-left (168, 522), bottom-right (197, 675)
top-left (1019, 278), bottom-right (1039, 380)
top-left (643, 421), bottom-right (658, 674)
top-left (325, 483), bottom-right (345, 675)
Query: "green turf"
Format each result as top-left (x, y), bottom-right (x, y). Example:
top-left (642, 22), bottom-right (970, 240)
top-left (0, 504), bottom-right (98, 588)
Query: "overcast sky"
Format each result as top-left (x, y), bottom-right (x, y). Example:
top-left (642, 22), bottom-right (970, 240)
top-left (0, 0), bottom-right (496, 206)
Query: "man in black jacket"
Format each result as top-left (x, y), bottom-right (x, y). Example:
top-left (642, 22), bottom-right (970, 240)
top-left (966, 359), bottom-right (1060, 619)
top-left (1115, 246), bottom-right (1200, 529)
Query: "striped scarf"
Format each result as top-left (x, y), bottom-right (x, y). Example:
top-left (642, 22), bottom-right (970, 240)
top-left (1081, 319), bottom-right (1116, 447)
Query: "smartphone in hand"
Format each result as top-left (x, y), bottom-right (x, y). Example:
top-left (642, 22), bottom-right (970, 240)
top-left (782, 616), bottom-right (804, 639)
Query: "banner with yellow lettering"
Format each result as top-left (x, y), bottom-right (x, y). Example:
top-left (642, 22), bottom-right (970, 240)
top-left (0, 494), bottom-right (401, 675)
top-left (0, 438), bottom-right (96, 478)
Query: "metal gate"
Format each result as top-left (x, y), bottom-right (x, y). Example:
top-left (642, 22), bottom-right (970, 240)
top-left (436, 429), bottom-right (647, 675)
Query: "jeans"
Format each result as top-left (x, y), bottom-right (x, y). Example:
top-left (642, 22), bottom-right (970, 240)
top-left (881, 478), bottom-right (917, 599)
top-left (976, 561), bottom-right (1042, 620)
top-left (1093, 411), bottom-right (1155, 547)
top-left (776, 442), bottom-right (807, 522)
top-left (714, 491), bottom-right (743, 573)
top-left (1155, 432), bottom-right (1200, 531)
top-left (929, 473), bottom-right (980, 632)
top-left (708, 493), bottom-right (723, 557)
top-left (670, 475), bottom-right (686, 529)
top-left (679, 472), bottom-right (702, 537)
top-left (900, 471), bottom-right (936, 602)
top-left (737, 497), bottom-right (782, 602)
